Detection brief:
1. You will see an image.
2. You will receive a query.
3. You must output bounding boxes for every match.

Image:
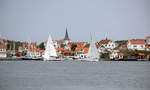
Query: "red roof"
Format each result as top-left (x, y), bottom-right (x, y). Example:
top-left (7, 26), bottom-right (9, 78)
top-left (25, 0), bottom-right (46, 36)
top-left (83, 47), bottom-right (89, 54)
top-left (56, 40), bottom-right (61, 44)
top-left (19, 46), bottom-right (25, 50)
top-left (0, 52), bottom-right (7, 54)
top-left (120, 46), bottom-right (128, 49)
top-left (75, 47), bottom-right (82, 52)
top-left (146, 36), bottom-right (150, 38)
top-left (64, 50), bottom-right (72, 54)
top-left (29, 49), bottom-right (41, 52)
top-left (146, 45), bottom-right (150, 48)
top-left (55, 48), bottom-right (64, 51)
top-left (0, 44), bottom-right (6, 48)
top-left (138, 53), bottom-right (144, 56)
top-left (118, 53), bottom-right (124, 56)
top-left (98, 40), bottom-right (111, 44)
top-left (39, 50), bottom-right (45, 53)
top-left (68, 42), bottom-right (85, 48)
top-left (7, 50), bottom-right (15, 53)
top-left (129, 40), bottom-right (145, 44)
top-left (58, 54), bottom-right (64, 57)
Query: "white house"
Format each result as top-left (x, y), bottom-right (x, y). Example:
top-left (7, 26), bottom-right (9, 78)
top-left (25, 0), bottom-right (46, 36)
top-left (127, 40), bottom-right (146, 50)
top-left (98, 39), bottom-right (117, 52)
top-left (109, 50), bottom-right (124, 60)
top-left (146, 36), bottom-right (150, 45)
top-left (146, 45), bottom-right (150, 51)
top-left (109, 52), bottom-right (118, 59)
top-left (76, 47), bottom-right (89, 59)
top-left (26, 49), bottom-right (44, 58)
top-left (53, 40), bottom-right (61, 48)
top-left (0, 44), bottom-right (7, 58)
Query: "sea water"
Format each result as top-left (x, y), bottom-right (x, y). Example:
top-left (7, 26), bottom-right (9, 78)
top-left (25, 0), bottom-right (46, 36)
top-left (0, 60), bottom-right (150, 90)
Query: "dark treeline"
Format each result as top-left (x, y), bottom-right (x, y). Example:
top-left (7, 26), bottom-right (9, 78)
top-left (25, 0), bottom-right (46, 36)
top-left (7, 40), bottom-right (23, 51)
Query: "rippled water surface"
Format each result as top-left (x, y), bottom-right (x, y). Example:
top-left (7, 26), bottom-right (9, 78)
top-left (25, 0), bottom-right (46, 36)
top-left (0, 60), bottom-right (150, 90)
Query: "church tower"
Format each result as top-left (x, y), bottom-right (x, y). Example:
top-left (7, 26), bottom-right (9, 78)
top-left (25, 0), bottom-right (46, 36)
top-left (63, 27), bottom-right (70, 44)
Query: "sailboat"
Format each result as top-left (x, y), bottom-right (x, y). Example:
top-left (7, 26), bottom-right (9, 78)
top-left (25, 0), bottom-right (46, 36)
top-left (43, 35), bottom-right (59, 61)
top-left (80, 35), bottom-right (100, 61)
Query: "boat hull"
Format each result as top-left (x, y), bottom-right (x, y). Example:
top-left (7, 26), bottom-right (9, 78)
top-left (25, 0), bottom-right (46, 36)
top-left (43, 56), bottom-right (62, 61)
top-left (77, 58), bottom-right (99, 62)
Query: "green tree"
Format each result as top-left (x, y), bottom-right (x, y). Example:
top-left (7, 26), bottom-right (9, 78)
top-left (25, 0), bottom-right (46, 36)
top-left (100, 53), bottom-right (109, 59)
top-left (60, 43), bottom-right (65, 48)
top-left (22, 51), bottom-right (27, 56)
top-left (71, 44), bottom-right (77, 51)
top-left (39, 42), bottom-right (45, 50)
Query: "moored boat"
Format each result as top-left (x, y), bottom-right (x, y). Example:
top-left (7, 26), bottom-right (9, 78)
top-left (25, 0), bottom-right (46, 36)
top-left (42, 35), bottom-right (61, 61)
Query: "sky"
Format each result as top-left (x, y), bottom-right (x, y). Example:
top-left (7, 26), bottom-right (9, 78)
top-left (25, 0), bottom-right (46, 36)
top-left (0, 0), bottom-right (150, 43)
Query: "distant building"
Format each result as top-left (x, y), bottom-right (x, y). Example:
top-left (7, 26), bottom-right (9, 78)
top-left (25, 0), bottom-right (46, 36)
top-left (63, 28), bottom-right (70, 44)
top-left (109, 50), bottom-right (124, 60)
top-left (65, 42), bottom-right (86, 51)
top-left (0, 38), bottom-right (7, 45)
top-left (55, 48), bottom-right (64, 56)
top-left (146, 45), bottom-right (150, 51)
top-left (0, 38), bottom-right (7, 58)
top-left (109, 51), bottom-right (118, 59)
top-left (146, 36), bottom-right (150, 45)
top-left (76, 47), bottom-right (89, 59)
top-left (53, 40), bottom-right (61, 48)
top-left (145, 36), bottom-right (150, 51)
top-left (97, 39), bottom-right (117, 52)
top-left (127, 40), bottom-right (146, 50)
top-left (19, 41), bottom-right (37, 52)
top-left (0, 44), bottom-right (7, 58)
top-left (26, 48), bottom-right (44, 58)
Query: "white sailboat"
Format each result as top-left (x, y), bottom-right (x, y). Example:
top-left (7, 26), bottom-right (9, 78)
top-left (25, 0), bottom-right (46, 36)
top-left (43, 35), bottom-right (59, 61)
top-left (80, 35), bottom-right (99, 61)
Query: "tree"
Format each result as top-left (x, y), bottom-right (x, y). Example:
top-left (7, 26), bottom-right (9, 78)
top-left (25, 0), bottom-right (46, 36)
top-left (39, 42), bottom-right (45, 50)
top-left (22, 51), bottom-right (27, 56)
top-left (7, 40), bottom-right (23, 51)
top-left (60, 43), bottom-right (65, 48)
top-left (71, 44), bottom-right (77, 51)
top-left (100, 53), bottom-right (109, 59)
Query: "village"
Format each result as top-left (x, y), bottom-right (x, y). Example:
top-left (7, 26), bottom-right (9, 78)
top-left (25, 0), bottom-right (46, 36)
top-left (0, 28), bottom-right (150, 61)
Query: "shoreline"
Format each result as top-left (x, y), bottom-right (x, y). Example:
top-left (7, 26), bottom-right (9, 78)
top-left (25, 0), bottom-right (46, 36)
top-left (0, 58), bottom-right (149, 61)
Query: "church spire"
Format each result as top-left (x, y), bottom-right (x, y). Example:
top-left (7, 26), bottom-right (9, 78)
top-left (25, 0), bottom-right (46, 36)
top-left (64, 27), bottom-right (70, 41)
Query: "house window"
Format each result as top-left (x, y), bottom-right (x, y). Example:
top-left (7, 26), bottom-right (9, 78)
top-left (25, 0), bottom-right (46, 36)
top-left (133, 45), bottom-right (137, 47)
top-left (141, 45), bottom-right (143, 48)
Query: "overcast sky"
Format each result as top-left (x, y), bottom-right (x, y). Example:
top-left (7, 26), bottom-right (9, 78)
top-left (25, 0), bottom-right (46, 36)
top-left (0, 0), bottom-right (150, 43)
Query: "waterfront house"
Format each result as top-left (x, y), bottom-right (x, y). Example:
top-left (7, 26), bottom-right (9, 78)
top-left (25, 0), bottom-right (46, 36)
top-left (55, 48), bottom-right (64, 56)
top-left (19, 42), bottom-right (37, 52)
top-left (7, 50), bottom-right (15, 56)
top-left (67, 42), bottom-right (85, 48)
top-left (98, 39), bottom-right (117, 53)
top-left (0, 44), bottom-right (7, 58)
top-left (127, 40), bottom-right (146, 50)
top-left (65, 42), bottom-right (85, 52)
top-left (76, 47), bottom-right (89, 59)
top-left (119, 46), bottom-right (128, 50)
top-left (109, 51), bottom-right (124, 60)
top-left (53, 40), bottom-right (61, 48)
top-left (146, 36), bottom-right (150, 45)
top-left (64, 50), bottom-right (72, 56)
top-left (118, 53), bottom-right (124, 59)
top-left (26, 48), bottom-right (43, 58)
top-left (146, 45), bottom-right (150, 51)
top-left (109, 50), bottom-right (119, 59)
